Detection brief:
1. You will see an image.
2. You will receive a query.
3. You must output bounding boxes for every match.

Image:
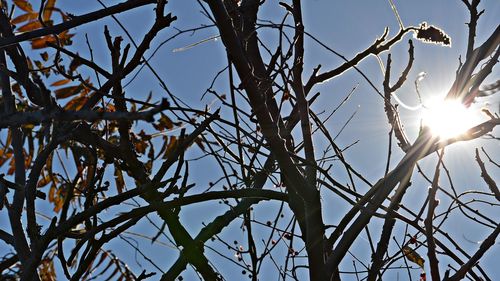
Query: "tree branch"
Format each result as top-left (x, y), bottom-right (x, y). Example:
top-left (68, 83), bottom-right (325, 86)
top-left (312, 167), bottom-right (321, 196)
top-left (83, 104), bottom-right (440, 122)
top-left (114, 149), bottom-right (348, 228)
top-left (0, 0), bottom-right (157, 49)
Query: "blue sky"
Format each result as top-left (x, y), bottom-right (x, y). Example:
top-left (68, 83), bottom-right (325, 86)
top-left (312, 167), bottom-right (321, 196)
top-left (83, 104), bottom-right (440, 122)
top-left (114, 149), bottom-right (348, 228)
top-left (1, 0), bottom-right (499, 280)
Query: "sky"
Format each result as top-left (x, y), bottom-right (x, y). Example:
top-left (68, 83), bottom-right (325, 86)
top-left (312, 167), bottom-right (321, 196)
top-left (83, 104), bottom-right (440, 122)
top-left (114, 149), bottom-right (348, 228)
top-left (1, 0), bottom-right (499, 280)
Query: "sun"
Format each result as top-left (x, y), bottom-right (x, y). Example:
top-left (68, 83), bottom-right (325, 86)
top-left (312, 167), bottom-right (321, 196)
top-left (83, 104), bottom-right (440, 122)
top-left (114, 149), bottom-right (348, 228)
top-left (421, 98), bottom-right (481, 139)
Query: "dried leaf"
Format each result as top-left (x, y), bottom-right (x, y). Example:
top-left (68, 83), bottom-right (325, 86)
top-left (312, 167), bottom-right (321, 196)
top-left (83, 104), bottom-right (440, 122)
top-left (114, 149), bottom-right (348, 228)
top-left (42, 0), bottom-right (57, 22)
top-left (11, 12), bottom-right (38, 24)
top-left (402, 245), bottom-right (425, 268)
top-left (47, 182), bottom-right (66, 213)
top-left (0, 150), bottom-right (13, 167)
top-left (48, 184), bottom-right (56, 202)
top-left (57, 30), bottom-right (74, 46)
top-left (31, 36), bottom-right (56, 49)
top-left (64, 95), bottom-right (88, 111)
top-left (51, 78), bottom-right (71, 87)
top-left (134, 140), bottom-right (148, 155)
top-left (54, 85), bottom-right (82, 99)
top-left (114, 168), bottom-right (125, 194)
top-left (40, 51), bottom-right (49, 61)
top-left (37, 174), bottom-right (52, 187)
top-left (11, 83), bottom-right (23, 98)
top-left (17, 20), bottom-right (43, 32)
top-left (153, 113), bottom-right (174, 131)
top-left (69, 55), bottom-right (83, 73)
top-left (53, 186), bottom-right (65, 212)
top-left (145, 160), bottom-right (152, 174)
top-left (163, 136), bottom-right (177, 159)
top-left (38, 258), bottom-right (56, 281)
top-left (30, 31), bottom-right (74, 49)
top-left (13, 0), bottom-right (34, 12)
top-left (414, 22), bottom-right (451, 46)
top-left (282, 90), bottom-right (290, 100)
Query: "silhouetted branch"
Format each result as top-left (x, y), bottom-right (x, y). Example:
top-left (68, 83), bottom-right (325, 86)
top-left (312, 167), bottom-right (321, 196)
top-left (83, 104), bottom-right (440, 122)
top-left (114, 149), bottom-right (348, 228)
top-left (0, 99), bottom-right (169, 128)
top-left (0, 0), bottom-right (157, 49)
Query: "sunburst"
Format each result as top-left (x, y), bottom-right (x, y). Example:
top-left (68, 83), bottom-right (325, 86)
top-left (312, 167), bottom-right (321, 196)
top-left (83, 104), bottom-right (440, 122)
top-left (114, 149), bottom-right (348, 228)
top-left (421, 98), bottom-right (481, 139)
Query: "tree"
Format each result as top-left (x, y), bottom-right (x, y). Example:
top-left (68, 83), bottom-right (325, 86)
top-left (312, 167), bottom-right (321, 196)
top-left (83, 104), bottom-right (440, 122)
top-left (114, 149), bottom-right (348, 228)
top-left (0, 0), bottom-right (498, 280)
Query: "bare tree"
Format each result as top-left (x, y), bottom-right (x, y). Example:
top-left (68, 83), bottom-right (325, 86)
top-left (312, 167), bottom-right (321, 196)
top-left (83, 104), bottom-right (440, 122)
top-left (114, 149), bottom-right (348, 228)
top-left (0, 0), bottom-right (498, 280)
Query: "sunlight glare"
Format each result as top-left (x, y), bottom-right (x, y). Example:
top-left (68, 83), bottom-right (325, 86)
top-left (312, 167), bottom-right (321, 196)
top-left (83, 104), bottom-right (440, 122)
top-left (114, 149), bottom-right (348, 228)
top-left (421, 98), bottom-right (480, 139)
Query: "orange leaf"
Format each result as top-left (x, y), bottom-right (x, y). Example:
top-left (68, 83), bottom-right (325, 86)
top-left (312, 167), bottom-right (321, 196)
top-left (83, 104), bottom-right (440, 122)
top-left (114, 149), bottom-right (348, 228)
top-left (54, 85), bottom-right (82, 99)
top-left (13, 0), bottom-right (34, 12)
top-left (64, 95), bottom-right (88, 111)
top-left (69, 56), bottom-right (82, 73)
top-left (48, 184), bottom-right (56, 202)
top-left (17, 20), bottom-right (42, 32)
top-left (11, 12), bottom-right (38, 24)
top-left (40, 51), bottom-right (49, 61)
top-left (153, 113), bottom-right (174, 130)
top-left (53, 186), bottom-right (66, 212)
top-left (0, 150), bottom-right (13, 167)
top-left (11, 83), bottom-right (23, 98)
top-left (38, 258), bottom-right (56, 281)
top-left (42, 0), bottom-right (56, 22)
top-left (50, 78), bottom-right (71, 87)
top-left (37, 175), bottom-right (52, 187)
top-left (134, 140), bottom-right (148, 154)
top-left (57, 31), bottom-right (74, 46)
top-left (31, 36), bottom-right (56, 49)
top-left (163, 136), bottom-right (177, 158)
top-left (114, 168), bottom-right (125, 194)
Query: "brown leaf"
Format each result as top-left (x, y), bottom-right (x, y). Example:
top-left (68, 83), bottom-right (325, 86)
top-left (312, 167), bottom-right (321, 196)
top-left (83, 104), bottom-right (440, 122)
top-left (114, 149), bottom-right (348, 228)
top-left (31, 36), bottom-right (56, 49)
top-left (114, 168), bottom-right (125, 194)
top-left (145, 160), bottom-right (152, 174)
top-left (30, 31), bottom-right (73, 49)
top-left (48, 184), bottom-right (56, 202)
top-left (64, 95), bottom-right (88, 111)
top-left (54, 85), bottom-right (82, 99)
top-left (57, 30), bottom-right (74, 46)
top-left (414, 22), bottom-right (451, 46)
top-left (40, 51), bottom-right (49, 61)
top-left (17, 20), bottom-right (43, 32)
top-left (11, 12), bottom-right (38, 24)
top-left (0, 150), bottom-right (13, 167)
top-left (38, 258), bottom-right (56, 281)
top-left (13, 0), bottom-right (34, 12)
top-left (50, 78), bottom-right (71, 87)
top-left (134, 140), bottom-right (148, 155)
top-left (42, 0), bottom-right (57, 22)
top-left (11, 83), bottom-right (23, 98)
top-left (37, 174), bottom-right (52, 187)
top-left (163, 136), bottom-right (177, 158)
top-left (69, 56), bottom-right (83, 73)
top-left (53, 186), bottom-right (65, 212)
top-left (153, 113), bottom-right (174, 131)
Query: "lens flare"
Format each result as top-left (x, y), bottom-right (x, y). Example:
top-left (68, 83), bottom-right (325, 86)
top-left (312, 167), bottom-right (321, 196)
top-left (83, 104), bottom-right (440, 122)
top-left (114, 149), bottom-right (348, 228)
top-left (421, 98), bottom-right (480, 139)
